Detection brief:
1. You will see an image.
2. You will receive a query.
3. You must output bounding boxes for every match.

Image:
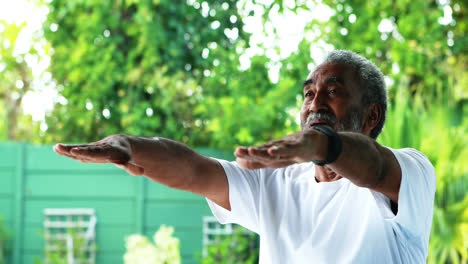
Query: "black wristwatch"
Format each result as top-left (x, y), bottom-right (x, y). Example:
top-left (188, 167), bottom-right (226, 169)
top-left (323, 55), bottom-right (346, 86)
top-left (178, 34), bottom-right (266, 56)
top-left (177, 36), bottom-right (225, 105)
top-left (310, 125), bottom-right (343, 166)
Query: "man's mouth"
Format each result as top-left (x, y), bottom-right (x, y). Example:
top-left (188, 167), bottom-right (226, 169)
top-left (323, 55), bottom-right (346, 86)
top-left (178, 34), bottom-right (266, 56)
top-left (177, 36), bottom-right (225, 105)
top-left (305, 112), bottom-right (336, 128)
top-left (309, 119), bottom-right (333, 127)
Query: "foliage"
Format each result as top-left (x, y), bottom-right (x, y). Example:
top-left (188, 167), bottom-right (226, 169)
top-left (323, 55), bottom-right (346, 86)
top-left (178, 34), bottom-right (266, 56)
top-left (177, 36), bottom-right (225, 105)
top-left (124, 225), bottom-right (181, 264)
top-left (422, 113), bottom-right (468, 264)
top-left (261, 0), bottom-right (468, 106)
top-left (379, 88), bottom-right (468, 263)
top-left (37, 0), bottom-right (305, 148)
top-left (0, 216), bottom-right (12, 264)
top-left (34, 228), bottom-right (96, 264)
top-left (0, 20), bottom-right (43, 142)
top-left (201, 226), bottom-right (259, 264)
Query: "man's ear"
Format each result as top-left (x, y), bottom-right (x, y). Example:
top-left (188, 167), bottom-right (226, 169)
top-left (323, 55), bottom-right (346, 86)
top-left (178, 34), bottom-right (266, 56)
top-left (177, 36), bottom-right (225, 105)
top-left (362, 104), bottom-right (382, 135)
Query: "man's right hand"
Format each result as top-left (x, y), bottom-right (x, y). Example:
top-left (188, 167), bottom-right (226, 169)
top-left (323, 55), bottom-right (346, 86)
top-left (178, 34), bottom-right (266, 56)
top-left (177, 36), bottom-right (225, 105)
top-left (53, 135), bottom-right (145, 176)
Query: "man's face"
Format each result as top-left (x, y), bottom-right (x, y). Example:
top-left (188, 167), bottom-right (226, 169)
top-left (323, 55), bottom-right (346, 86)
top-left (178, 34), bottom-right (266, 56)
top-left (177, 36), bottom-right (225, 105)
top-left (300, 62), bottom-right (364, 132)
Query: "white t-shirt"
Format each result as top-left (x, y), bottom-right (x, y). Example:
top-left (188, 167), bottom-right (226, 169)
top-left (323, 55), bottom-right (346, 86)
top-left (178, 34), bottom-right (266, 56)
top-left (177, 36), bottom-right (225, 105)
top-left (206, 148), bottom-right (436, 264)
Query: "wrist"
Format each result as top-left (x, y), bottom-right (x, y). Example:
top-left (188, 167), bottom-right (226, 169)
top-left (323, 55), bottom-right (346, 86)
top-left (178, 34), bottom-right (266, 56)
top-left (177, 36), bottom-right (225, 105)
top-left (305, 129), bottom-right (329, 162)
top-left (119, 134), bottom-right (138, 162)
top-left (310, 125), bottom-right (343, 166)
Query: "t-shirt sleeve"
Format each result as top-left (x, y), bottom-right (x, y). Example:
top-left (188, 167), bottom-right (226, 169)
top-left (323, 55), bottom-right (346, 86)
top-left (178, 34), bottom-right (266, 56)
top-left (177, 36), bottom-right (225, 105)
top-left (206, 159), bottom-right (264, 233)
top-left (386, 148), bottom-right (436, 241)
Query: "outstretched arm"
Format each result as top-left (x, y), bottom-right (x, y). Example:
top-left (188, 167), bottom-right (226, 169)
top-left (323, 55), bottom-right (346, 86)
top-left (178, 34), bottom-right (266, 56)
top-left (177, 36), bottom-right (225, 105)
top-left (54, 135), bottom-right (230, 210)
top-left (234, 130), bottom-right (401, 203)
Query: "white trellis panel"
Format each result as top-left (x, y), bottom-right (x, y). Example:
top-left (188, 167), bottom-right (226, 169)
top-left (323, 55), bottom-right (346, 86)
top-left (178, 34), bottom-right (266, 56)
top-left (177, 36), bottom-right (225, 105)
top-left (43, 208), bottom-right (97, 264)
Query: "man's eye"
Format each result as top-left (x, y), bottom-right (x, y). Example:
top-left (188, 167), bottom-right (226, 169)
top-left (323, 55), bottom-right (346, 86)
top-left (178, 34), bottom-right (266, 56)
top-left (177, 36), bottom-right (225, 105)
top-left (328, 89), bottom-right (337, 95)
top-left (305, 91), bottom-right (313, 98)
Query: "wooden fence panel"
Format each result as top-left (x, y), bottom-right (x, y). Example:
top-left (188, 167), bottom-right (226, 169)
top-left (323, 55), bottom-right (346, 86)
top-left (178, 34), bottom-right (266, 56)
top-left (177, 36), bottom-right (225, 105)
top-left (0, 144), bottom-right (18, 264)
top-left (0, 143), bottom-right (234, 264)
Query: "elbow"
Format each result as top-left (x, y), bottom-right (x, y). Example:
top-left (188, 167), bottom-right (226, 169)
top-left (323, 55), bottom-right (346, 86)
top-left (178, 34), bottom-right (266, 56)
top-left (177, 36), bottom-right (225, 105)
top-left (369, 166), bottom-right (387, 188)
top-left (164, 177), bottom-right (192, 191)
top-left (362, 158), bottom-right (388, 188)
top-left (353, 156), bottom-right (387, 188)
top-left (162, 165), bottom-right (196, 191)
top-left (168, 159), bottom-right (206, 193)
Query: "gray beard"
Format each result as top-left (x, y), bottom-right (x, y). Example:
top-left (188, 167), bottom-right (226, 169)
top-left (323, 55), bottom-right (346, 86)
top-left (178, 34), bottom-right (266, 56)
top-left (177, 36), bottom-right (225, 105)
top-left (337, 108), bottom-right (363, 132)
top-left (301, 108), bottom-right (363, 132)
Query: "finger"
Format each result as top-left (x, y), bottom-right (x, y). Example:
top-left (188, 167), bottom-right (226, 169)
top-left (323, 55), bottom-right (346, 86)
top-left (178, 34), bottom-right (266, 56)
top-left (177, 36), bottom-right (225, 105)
top-left (54, 143), bottom-right (75, 155)
top-left (247, 147), bottom-right (271, 159)
top-left (70, 145), bottom-right (130, 163)
top-left (70, 147), bottom-right (108, 163)
top-left (56, 151), bottom-right (94, 163)
top-left (234, 147), bottom-right (249, 157)
top-left (255, 140), bottom-right (282, 149)
top-left (267, 144), bottom-right (298, 157)
top-left (55, 150), bottom-right (77, 159)
top-left (249, 146), bottom-right (297, 163)
top-left (54, 143), bottom-right (93, 154)
top-left (235, 147), bottom-right (268, 162)
top-left (114, 163), bottom-right (126, 170)
top-left (77, 157), bottom-right (101, 163)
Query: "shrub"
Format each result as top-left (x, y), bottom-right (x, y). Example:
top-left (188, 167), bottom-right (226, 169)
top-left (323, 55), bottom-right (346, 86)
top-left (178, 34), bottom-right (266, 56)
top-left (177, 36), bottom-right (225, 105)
top-left (124, 225), bottom-right (181, 264)
top-left (201, 226), bottom-right (259, 264)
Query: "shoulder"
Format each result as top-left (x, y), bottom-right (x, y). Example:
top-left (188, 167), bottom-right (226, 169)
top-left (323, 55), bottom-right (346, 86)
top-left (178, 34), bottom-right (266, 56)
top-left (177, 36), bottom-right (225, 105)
top-left (384, 147), bottom-right (436, 245)
top-left (388, 147), bottom-right (430, 163)
top-left (387, 147), bottom-right (436, 186)
top-left (390, 148), bottom-right (430, 162)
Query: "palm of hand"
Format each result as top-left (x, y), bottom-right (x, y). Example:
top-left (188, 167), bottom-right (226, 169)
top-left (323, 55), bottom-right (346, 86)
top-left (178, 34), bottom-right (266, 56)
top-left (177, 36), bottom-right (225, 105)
top-left (234, 130), bottom-right (320, 170)
top-left (53, 135), bottom-right (132, 164)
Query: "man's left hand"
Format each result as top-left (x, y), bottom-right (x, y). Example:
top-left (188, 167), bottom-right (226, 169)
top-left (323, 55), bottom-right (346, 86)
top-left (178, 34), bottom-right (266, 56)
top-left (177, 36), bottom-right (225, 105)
top-left (234, 130), bottom-right (327, 170)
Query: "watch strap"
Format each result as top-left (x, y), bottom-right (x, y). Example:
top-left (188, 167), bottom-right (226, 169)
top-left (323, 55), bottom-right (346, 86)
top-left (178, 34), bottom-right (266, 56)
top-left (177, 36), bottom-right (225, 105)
top-left (310, 125), bottom-right (343, 166)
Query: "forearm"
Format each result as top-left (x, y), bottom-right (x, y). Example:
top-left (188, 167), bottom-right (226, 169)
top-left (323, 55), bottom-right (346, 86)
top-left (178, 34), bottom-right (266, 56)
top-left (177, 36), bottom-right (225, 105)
top-left (327, 132), bottom-right (387, 187)
top-left (125, 136), bottom-right (192, 188)
top-left (326, 132), bottom-right (401, 201)
top-left (126, 135), bottom-right (227, 200)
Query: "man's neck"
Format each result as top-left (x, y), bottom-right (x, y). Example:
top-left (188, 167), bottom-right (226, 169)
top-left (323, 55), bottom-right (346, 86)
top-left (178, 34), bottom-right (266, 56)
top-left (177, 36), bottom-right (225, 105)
top-left (314, 165), bottom-right (343, 183)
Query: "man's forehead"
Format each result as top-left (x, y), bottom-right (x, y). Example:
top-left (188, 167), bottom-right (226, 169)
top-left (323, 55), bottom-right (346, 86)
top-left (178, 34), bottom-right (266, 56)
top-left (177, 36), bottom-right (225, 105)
top-left (307, 62), bottom-right (355, 80)
top-left (302, 76), bottom-right (344, 88)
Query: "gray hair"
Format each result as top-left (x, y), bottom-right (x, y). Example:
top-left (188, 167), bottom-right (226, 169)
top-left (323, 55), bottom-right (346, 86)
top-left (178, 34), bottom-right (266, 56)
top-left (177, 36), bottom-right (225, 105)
top-left (323, 50), bottom-right (387, 139)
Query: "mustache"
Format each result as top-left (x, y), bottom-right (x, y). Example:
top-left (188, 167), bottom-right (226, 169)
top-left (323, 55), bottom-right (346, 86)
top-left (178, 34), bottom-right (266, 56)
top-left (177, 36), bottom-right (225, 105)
top-left (306, 111), bottom-right (337, 125)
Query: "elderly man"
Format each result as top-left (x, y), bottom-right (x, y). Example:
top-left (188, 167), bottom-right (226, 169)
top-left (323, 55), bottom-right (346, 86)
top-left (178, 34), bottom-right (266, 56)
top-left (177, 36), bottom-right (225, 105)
top-left (54, 50), bottom-right (436, 263)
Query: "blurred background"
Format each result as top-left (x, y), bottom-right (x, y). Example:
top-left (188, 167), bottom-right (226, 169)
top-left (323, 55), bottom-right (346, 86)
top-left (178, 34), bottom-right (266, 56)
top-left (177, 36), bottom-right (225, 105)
top-left (0, 0), bottom-right (467, 263)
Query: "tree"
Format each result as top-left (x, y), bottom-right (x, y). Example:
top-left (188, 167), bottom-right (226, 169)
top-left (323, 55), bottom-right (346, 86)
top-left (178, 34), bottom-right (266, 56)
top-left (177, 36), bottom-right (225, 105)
top-left (0, 21), bottom-right (42, 141)
top-left (308, 0), bottom-right (467, 107)
top-left (41, 0), bottom-right (284, 146)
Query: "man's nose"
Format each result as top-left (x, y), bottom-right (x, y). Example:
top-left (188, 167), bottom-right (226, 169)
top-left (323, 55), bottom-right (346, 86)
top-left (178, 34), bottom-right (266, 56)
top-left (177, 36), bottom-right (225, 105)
top-left (309, 91), bottom-right (328, 112)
